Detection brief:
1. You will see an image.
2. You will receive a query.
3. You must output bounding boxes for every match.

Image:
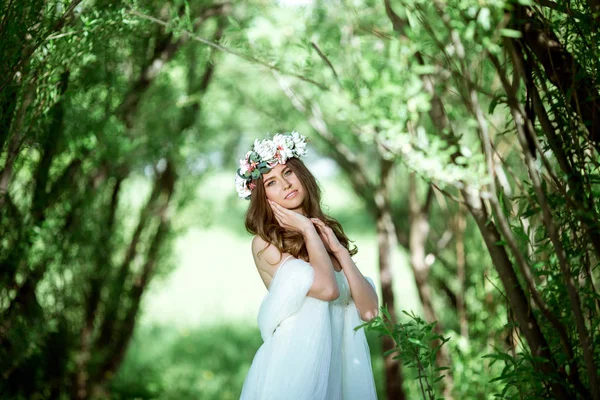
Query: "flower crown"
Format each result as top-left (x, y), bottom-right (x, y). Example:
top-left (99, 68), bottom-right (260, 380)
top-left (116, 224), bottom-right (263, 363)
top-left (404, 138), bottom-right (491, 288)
top-left (235, 131), bottom-right (308, 199)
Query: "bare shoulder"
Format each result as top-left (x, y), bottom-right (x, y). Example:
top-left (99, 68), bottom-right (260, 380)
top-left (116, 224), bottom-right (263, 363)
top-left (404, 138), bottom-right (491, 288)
top-left (251, 236), bottom-right (291, 288)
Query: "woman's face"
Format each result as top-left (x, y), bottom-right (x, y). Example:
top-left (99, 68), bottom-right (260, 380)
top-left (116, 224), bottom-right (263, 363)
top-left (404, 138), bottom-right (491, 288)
top-left (262, 163), bottom-right (305, 212)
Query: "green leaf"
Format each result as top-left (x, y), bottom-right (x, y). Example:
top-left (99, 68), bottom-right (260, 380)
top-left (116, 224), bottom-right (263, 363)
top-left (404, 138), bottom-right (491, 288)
top-left (500, 29), bottom-right (522, 38)
top-left (227, 16), bottom-right (241, 30)
top-left (477, 7), bottom-right (491, 31)
top-left (412, 64), bottom-right (436, 75)
top-left (383, 348), bottom-right (400, 357)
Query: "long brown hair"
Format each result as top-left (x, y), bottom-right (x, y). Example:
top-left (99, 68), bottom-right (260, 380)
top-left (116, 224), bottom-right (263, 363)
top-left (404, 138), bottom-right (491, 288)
top-left (245, 158), bottom-right (357, 261)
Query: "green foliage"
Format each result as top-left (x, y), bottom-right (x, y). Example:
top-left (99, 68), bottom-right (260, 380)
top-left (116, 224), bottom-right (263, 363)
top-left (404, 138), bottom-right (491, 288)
top-left (362, 308), bottom-right (450, 400)
top-left (482, 348), bottom-right (549, 399)
top-left (0, 0), bottom-right (232, 397)
top-left (2, 0), bottom-right (600, 398)
top-left (111, 324), bottom-right (262, 400)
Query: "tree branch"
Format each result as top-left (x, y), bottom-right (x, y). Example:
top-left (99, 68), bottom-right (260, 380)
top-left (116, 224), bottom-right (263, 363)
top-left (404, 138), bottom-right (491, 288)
top-left (127, 8), bottom-right (328, 91)
top-left (310, 41), bottom-right (341, 85)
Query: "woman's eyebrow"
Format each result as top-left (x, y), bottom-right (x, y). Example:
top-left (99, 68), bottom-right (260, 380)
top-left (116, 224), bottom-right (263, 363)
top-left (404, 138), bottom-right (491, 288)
top-left (263, 168), bottom-right (290, 184)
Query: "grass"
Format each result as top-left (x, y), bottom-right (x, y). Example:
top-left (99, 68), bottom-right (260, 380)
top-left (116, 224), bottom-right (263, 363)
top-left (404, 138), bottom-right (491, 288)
top-left (113, 323), bottom-right (387, 400)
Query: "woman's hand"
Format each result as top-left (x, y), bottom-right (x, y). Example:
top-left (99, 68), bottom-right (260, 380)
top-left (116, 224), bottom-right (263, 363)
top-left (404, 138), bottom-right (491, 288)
top-left (269, 201), bottom-right (313, 234)
top-left (310, 218), bottom-right (346, 254)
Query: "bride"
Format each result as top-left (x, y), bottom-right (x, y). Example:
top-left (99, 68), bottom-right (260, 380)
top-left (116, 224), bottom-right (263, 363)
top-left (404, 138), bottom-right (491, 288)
top-left (236, 132), bottom-right (379, 400)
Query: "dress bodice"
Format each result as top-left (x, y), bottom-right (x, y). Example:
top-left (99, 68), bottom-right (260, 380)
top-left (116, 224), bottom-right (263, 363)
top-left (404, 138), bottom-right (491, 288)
top-left (332, 270), bottom-right (351, 305)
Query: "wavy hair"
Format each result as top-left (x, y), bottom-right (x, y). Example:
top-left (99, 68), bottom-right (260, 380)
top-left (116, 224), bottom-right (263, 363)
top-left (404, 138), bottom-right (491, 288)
top-left (245, 158), bottom-right (357, 262)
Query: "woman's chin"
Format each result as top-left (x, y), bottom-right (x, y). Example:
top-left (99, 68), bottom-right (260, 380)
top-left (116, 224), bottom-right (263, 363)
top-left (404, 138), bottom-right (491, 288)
top-left (285, 197), bottom-right (303, 209)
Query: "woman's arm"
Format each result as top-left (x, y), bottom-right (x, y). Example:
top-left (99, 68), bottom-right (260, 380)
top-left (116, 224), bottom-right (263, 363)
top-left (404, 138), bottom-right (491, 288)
top-left (302, 225), bottom-right (340, 301)
top-left (252, 234), bottom-right (339, 301)
top-left (311, 218), bottom-right (379, 321)
top-left (333, 248), bottom-right (379, 321)
top-left (254, 202), bottom-right (339, 301)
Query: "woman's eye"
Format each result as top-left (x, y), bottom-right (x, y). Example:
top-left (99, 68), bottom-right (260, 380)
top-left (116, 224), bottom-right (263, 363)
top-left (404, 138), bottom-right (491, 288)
top-left (267, 181), bottom-right (275, 187)
top-left (284, 170), bottom-right (292, 176)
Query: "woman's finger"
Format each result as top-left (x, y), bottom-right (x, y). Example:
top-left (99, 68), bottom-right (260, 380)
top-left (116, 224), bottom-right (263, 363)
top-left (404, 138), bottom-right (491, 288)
top-left (310, 218), bottom-right (324, 227)
top-left (314, 224), bottom-right (327, 236)
top-left (312, 219), bottom-right (333, 237)
top-left (270, 205), bottom-right (282, 218)
top-left (317, 229), bottom-right (327, 241)
top-left (271, 206), bottom-right (284, 223)
top-left (270, 202), bottom-right (285, 218)
top-left (313, 219), bottom-right (330, 233)
top-left (315, 219), bottom-right (329, 231)
top-left (271, 201), bottom-right (288, 214)
top-left (272, 204), bottom-right (291, 223)
top-left (318, 229), bottom-right (329, 242)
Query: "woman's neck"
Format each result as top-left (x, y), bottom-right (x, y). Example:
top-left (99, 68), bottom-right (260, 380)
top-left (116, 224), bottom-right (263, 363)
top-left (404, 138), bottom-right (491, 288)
top-left (291, 206), bottom-right (307, 216)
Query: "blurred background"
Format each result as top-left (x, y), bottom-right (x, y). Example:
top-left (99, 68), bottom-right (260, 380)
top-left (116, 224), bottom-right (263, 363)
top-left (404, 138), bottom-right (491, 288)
top-left (1, 0), bottom-right (599, 399)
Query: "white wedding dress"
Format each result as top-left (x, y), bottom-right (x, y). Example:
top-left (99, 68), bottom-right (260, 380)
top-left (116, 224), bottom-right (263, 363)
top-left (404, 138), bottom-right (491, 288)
top-left (240, 256), bottom-right (378, 400)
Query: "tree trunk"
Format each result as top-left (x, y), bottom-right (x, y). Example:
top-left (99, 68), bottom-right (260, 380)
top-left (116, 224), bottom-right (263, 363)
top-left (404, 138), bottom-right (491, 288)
top-left (87, 17), bottom-right (224, 394)
top-left (116, 3), bottom-right (229, 128)
top-left (513, 5), bottom-right (600, 152)
top-left (74, 175), bottom-right (124, 400)
top-left (376, 203), bottom-right (405, 400)
top-left (462, 192), bottom-right (570, 398)
top-left (0, 83), bottom-right (35, 211)
top-left (454, 206), bottom-right (468, 339)
top-left (508, 38), bottom-right (600, 260)
top-left (31, 71), bottom-right (70, 223)
top-left (408, 177), bottom-right (454, 397)
top-left (92, 160), bottom-right (176, 393)
top-left (489, 48), bottom-right (597, 398)
top-left (504, 83), bottom-right (600, 400)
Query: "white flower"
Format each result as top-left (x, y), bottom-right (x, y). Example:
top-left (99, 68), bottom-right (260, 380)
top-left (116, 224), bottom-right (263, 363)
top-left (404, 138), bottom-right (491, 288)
top-left (273, 133), bottom-right (294, 149)
top-left (294, 145), bottom-right (307, 157)
top-left (273, 134), bottom-right (294, 162)
top-left (239, 158), bottom-right (250, 175)
top-left (291, 131), bottom-right (307, 156)
top-left (236, 175), bottom-right (251, 199)
top-left (253, 139), bottom-right (277, 163)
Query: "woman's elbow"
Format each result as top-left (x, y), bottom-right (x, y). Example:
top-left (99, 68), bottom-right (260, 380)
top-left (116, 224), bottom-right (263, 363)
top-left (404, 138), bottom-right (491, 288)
top-left (322, 287), bottom-right (340, 301)
top-left (361, 308), bottom-right (379, 322)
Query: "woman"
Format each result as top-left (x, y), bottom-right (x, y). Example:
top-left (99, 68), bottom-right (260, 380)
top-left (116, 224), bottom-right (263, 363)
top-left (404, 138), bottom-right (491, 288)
top-left (237, 132), bottom-right (379, 400)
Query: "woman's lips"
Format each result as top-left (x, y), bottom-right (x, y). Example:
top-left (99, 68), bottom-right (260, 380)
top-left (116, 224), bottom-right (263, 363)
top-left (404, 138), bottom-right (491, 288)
top-left (285, 190), bottom-right (298, 200)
